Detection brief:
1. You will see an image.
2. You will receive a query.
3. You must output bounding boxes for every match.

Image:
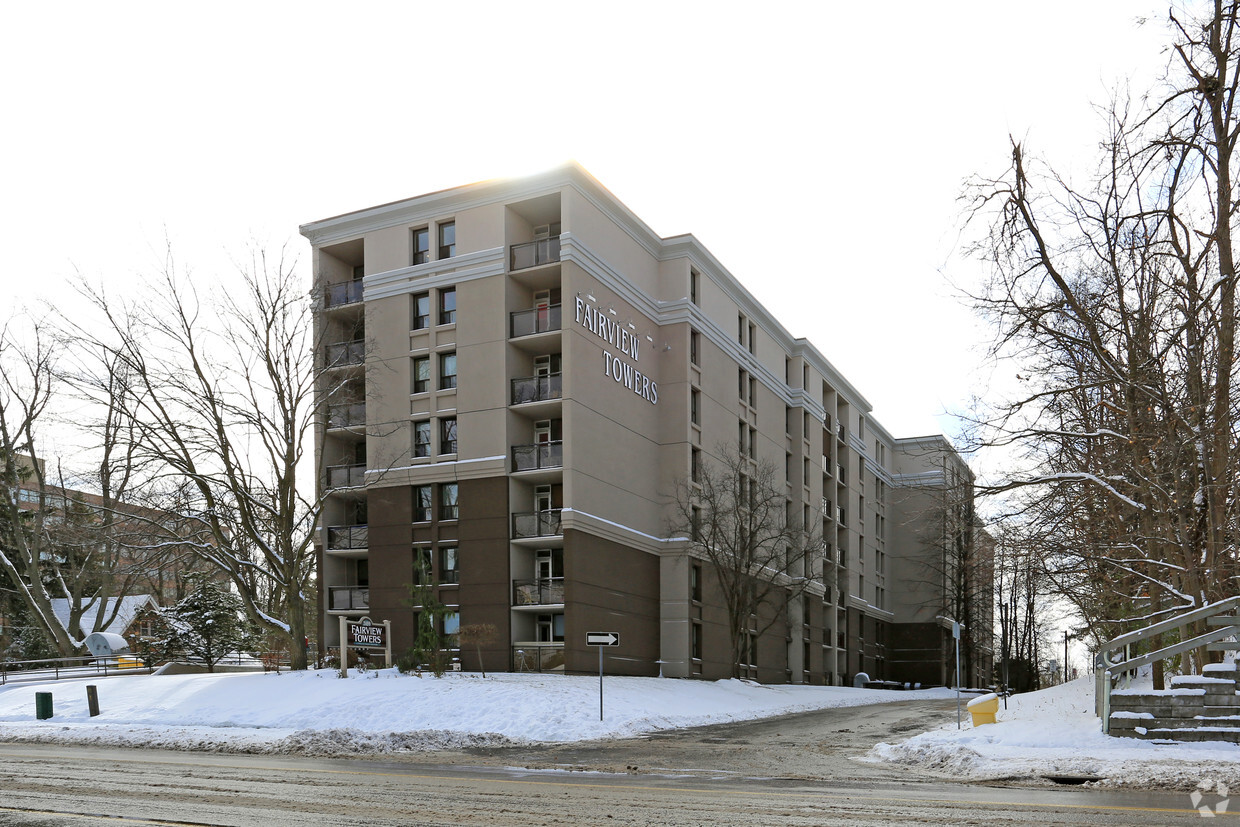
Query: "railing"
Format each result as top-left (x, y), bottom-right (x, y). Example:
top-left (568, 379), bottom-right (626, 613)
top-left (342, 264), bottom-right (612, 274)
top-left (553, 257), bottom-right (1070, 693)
top-left (513, 577), bottom-right (565, 606)
top-left (510, 237), bottom-right (561, 271)
top-left (512, 441), bottom-right (564, 473)
top-left (328, 586), bottom-right (369, 611)
top-left (326, 463), bottom-right (366, 489)
top-left (512, 645), bottom-right (565, 672)
top-left (327, 402), bottom-right (366, 429)
top-left (510, 304), bottom-right (562, 338)
top-left (325, 340), bottom-right (365, 368)
top-left (0, 655), bottom-right (154, 685)
top-left (327, 524), bottom-right (369, 550)
top-left (511, 373), bottom-right (563, 405)
top-left (1095, 595), bottom-right (1240, 732)
top-left (324, 280), bottom-right (364, 308)
top-left (512, 509), bottom-right (562, 539)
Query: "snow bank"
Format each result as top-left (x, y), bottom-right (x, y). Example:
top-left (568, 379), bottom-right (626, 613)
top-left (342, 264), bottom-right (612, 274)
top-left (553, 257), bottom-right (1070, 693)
top-left (868, 674), bottom-right (1240, 789)
top-left (0, 669), bottom-right (953, 756)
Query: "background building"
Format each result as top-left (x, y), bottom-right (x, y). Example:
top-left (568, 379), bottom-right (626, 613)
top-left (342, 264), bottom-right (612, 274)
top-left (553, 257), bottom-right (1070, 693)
top-left (303, 164), bottom-right (988, 685)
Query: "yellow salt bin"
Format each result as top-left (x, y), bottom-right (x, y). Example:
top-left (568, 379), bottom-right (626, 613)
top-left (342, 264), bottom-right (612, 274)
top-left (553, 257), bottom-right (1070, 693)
top-left (967, 692), bottom-right (1000, 726)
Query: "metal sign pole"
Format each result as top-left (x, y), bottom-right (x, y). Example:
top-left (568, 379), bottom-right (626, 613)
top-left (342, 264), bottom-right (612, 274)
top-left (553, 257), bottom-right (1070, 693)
top-left (339, 616), bottom-right (348, 679)
top-left (599, 645), bottom-right (604, 721)
top-left (953, 620), bottom-right (962, 729)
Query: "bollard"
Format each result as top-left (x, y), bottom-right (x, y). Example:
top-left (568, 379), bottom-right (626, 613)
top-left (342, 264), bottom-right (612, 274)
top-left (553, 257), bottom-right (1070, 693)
top-left (35, 692), bottom-right (53, 720)
top-left (86, 685), bottom-right (100, 717)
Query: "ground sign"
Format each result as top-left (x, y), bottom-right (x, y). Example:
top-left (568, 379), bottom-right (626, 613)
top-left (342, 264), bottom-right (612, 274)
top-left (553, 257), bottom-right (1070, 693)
top-left (337, 616), bottom-right (392, 678)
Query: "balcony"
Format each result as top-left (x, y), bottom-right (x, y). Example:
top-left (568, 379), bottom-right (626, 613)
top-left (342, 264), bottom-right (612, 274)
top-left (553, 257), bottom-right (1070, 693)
top-left (510, 238), bottom-right (561, 271)
top-left (513, 577), bottom-right (565, 607)
top-left (512, 509), bottom-right (562, 539)
top-left (324, 280), bottom-right (364, 308)
top-left (327, 402), bottom-right (365, 429)
top-left (328, 586), bottom-right (369, 611)
top-left (325, 463), bottom-right (366, 489)
top-left (511, 441), bottom-right (563, 473)
top-left (327, 524), bottom-right (369, 550)
top-left (325, 340), bottom-right (365, 368)
top-left (511, 373), bottom-right (562, 406)
top-left (510, 304), bottom-right (562, 338)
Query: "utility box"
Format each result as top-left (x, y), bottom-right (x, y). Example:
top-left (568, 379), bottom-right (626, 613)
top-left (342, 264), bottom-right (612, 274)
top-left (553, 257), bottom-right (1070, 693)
top-left (35, 692), bottom-right (53, 720)
top-left (967, 692), bottom-right (1000, 726)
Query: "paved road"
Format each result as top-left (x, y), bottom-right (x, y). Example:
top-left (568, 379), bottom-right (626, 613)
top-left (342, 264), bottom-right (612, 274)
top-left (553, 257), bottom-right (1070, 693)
top-left (0, 699), bottom-right (1221, 825)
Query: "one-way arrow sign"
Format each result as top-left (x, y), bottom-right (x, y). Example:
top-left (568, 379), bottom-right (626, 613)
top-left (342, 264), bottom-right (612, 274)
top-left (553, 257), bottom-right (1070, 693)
top-left (587, 631), bottom-right (619, 646)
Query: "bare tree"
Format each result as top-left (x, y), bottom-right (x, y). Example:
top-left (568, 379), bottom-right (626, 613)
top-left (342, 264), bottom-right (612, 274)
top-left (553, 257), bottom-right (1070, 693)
top-left (76, 247), bottom-right (323, 670)
top-left (963, 3), bottom-right (1240, 677)
top-left (0, 321), bottom-right (79, 656)
top-left (669, 444), bottom-right (821, 678)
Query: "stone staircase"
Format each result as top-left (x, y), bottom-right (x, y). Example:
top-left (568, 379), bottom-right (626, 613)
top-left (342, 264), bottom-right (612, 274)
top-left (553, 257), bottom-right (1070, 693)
top-left (1108, 663), bottom-right (1240, 743)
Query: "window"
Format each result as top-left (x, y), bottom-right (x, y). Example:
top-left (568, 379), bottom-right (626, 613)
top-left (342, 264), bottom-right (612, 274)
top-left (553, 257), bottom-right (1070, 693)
top-left (412, 228), bottom-right (430, 265)
top-left (738, 368), bottom-right (746, 401)
top-left (689, 329), bottom-right (700, 366)
top-left (749, 377), bottom-right (757, 408)
top-left (440, 417), bottom-right (457, 455)
top-left (412, 356), bottom-right (430, 394)
top-left (413, 486), bottom-right (433, 522)
top-left (748, 322), bottom-right (757, 356)
top-left (440, 546), bottom-right (459, 584)
top-left (690, 269), bottom-right (699, 305)
top-left (690, 388), bottom-right (700, 426)
top-left (440, 482), bottom-right (459, 520)
top-left (444, 611), bottom-right (460, 636)
top-left (691, 621), bottom-right (702, 660)
top-left (691, 563), bottom-right (702, 602)
top-left (413, 420), bottom-right (431, 458)
top-left (691, 447), bottom-right (701, 483)
top-left (413, 545), bottom-right (432, 583)
top-left (412, 292), bottom-right (430, 329)
top-left (439, 288), bottom-right (456, 325)
top-left (439, 352), bottom-right (457, 390)
top-left (738, 313), bottom-right (745, 344)
top-left (691, 505), bottom-right (702, 542)
top-left (438, 221), bottom-right (456, 258)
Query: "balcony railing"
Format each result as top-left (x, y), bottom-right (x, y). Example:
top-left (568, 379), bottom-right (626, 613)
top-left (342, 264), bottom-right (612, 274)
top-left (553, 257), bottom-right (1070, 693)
top-left (327, 525), bottom-right (368, 550)
top-left (325, 340), bottom-right (365, 368)
top-left (328, 586), bottom-right (369, 611)
top-left (324, 280), bottom-right (364, 308)
top-left (513, 577), bottom-right (565, 606)
top-left (510, 237), bottom-right (561, 271)
top-left (327, 402), bottom-right (366, 429)
top-left (511, 373), bottom-right (562, 405)
top-left (511, 441), bottom-right (563, 473)
top-left (512, 645), bottom-right (565, 673)
top-left (326, 464), bottom-right (366, 489)
top-left (510, 304), bottom-right (562, 338)
top-left (512, 509), bottom-right (562, 539)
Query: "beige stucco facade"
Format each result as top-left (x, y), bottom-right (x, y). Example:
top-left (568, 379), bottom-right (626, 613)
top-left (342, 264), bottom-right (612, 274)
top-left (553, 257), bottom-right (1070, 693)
top-left (303, 163), bottom-right (986, 685)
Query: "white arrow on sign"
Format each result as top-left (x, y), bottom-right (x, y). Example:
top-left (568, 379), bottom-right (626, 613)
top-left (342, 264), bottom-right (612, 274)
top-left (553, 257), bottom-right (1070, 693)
top-left (587, 632), bottom-right (619, 646)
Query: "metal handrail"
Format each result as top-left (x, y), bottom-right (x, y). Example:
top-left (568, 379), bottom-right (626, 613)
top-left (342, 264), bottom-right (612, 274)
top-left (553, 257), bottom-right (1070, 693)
top-left (1095, 596), bottom-right (1240, 731)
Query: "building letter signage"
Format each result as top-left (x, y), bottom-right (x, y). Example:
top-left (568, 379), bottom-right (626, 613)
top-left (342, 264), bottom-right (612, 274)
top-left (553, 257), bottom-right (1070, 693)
top-left (575, 296), bottom-right (658, 405)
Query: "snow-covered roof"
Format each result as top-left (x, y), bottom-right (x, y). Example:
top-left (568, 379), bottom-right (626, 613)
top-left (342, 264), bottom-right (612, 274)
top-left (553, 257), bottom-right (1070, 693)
top-left (51, 595), bottom-right (158, 638)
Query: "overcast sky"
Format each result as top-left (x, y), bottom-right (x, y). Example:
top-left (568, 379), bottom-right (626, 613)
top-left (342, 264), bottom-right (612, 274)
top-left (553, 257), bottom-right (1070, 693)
top-left (2, 1), bottom-right (1172, 446)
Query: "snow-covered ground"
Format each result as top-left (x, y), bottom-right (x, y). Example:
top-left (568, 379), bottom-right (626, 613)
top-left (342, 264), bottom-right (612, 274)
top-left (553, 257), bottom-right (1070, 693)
top-left (0, 668), bottom-right (953, 755)
top-left (868, 673), bottom-right (1240, 790)
top-left (6, 667), bottom-right (1239, 790)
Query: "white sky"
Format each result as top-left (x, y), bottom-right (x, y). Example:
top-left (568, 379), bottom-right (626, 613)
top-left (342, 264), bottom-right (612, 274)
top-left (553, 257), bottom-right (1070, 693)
top-left (2, 1), bottom-right (1171, 444)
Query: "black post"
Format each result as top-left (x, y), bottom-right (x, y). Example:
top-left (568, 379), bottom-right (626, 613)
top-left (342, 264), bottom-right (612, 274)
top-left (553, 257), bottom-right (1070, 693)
top-left (86, 685), bottom-right (100, 717)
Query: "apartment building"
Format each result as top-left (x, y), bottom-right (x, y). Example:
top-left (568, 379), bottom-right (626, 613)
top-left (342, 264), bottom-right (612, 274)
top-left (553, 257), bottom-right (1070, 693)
top-left (302, 163), bottom-right (985, 685)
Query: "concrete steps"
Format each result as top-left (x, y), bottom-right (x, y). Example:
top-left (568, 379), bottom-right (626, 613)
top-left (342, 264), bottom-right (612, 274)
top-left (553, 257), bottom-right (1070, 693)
top-left (1108, 664), bottom-right (1240, 742)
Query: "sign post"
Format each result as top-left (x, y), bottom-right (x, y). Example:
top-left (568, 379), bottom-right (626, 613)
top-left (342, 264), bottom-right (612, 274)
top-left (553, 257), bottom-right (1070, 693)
top-left (952, 620), bottom-right (962, 729)
top-left (587, 632), bottom-right (619, 721)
